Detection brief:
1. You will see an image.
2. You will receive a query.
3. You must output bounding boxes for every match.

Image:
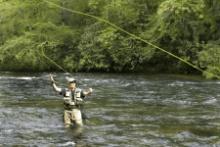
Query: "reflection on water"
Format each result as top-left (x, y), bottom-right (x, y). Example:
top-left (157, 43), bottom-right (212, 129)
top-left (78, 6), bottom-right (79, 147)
top-left (0, 72), bottom-right (220, 146)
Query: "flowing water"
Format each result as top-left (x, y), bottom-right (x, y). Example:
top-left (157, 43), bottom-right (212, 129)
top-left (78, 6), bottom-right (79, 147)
top-left (0, 72), bottom-right (220, 147)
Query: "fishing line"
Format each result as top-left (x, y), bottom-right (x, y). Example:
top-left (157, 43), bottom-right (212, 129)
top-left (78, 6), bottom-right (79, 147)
top-left (41, 0), bottom-right (220, 79)
top-left (40, 44), bottom-right (69, 73)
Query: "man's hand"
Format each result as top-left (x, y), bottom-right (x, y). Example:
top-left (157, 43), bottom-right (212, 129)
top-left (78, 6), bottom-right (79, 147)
top-left (88, 88), bottom-right (93, 93)
top-left (86, 88), bottom-right (93, 96)
top-left (82, 88), bottom-right (93, 96)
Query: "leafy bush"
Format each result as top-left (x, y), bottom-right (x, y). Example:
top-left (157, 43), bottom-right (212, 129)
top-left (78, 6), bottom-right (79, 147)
top-left (0, 0), bottom-right (220, 78)
top-left (198, 43), bottom-right (220, 78)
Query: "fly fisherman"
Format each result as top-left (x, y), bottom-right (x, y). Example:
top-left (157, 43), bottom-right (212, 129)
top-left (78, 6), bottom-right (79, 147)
top-left (50, 74), bottom-right (93, 128)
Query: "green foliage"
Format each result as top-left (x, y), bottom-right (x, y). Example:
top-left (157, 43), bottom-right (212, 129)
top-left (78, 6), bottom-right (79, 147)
top-left (0, 0), bottom-right (220, 78)
top-left (156, 0), bottom-right (205, 41)
top-left (103, 0), bottom-right (139, 27)
top-left (78, 23), bottom-right (111, 71)
top-left (198, 43), bottom-right (220, 79)
top-left (0, 35), bottom-right (44, 71)
top-left (141, 0), bottom-right (220, 75)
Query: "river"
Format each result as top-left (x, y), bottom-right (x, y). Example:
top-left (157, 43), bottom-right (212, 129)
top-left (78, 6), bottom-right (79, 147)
top-left (0, 72), bottom-right (220, 146)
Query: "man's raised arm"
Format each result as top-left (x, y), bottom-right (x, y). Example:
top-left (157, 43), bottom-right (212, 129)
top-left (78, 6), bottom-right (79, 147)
top-left (50, 74), bottom-right (62, 92)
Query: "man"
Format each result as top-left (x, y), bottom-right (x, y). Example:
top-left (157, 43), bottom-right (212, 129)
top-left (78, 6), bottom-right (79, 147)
top-left (50, 74), bottom-right (93, 128)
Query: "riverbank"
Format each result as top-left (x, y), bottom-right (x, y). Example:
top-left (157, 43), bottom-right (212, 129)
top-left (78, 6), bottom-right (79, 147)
top-left (0, 0), bottom-right (220, 79)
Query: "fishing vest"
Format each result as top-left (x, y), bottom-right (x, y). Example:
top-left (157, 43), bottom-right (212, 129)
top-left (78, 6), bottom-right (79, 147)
top-left (62, 88), bottom-right (84, 109)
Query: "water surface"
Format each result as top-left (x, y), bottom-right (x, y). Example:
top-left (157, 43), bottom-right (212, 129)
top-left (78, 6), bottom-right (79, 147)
top-left (0, 72), bottom-right (220, 146)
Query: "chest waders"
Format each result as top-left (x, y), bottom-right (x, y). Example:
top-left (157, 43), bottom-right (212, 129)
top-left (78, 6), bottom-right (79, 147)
top-left (63, 88), bottom-right (84, 127)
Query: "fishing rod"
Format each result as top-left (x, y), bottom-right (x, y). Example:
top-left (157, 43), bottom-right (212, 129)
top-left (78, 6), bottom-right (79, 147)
top-left (41, 0), bottom-right (220, 79)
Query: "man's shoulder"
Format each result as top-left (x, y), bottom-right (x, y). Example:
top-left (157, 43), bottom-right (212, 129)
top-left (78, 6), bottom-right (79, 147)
top-left (59, 88), bottom-right (68, 95)
top-left (62, 88), bottom-right (69, 92)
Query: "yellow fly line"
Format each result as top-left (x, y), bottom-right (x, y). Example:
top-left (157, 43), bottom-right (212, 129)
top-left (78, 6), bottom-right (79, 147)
top-left (40, 44), bottom-right (69, 73)
top-left (42, 0), bottom-right (220, 79)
